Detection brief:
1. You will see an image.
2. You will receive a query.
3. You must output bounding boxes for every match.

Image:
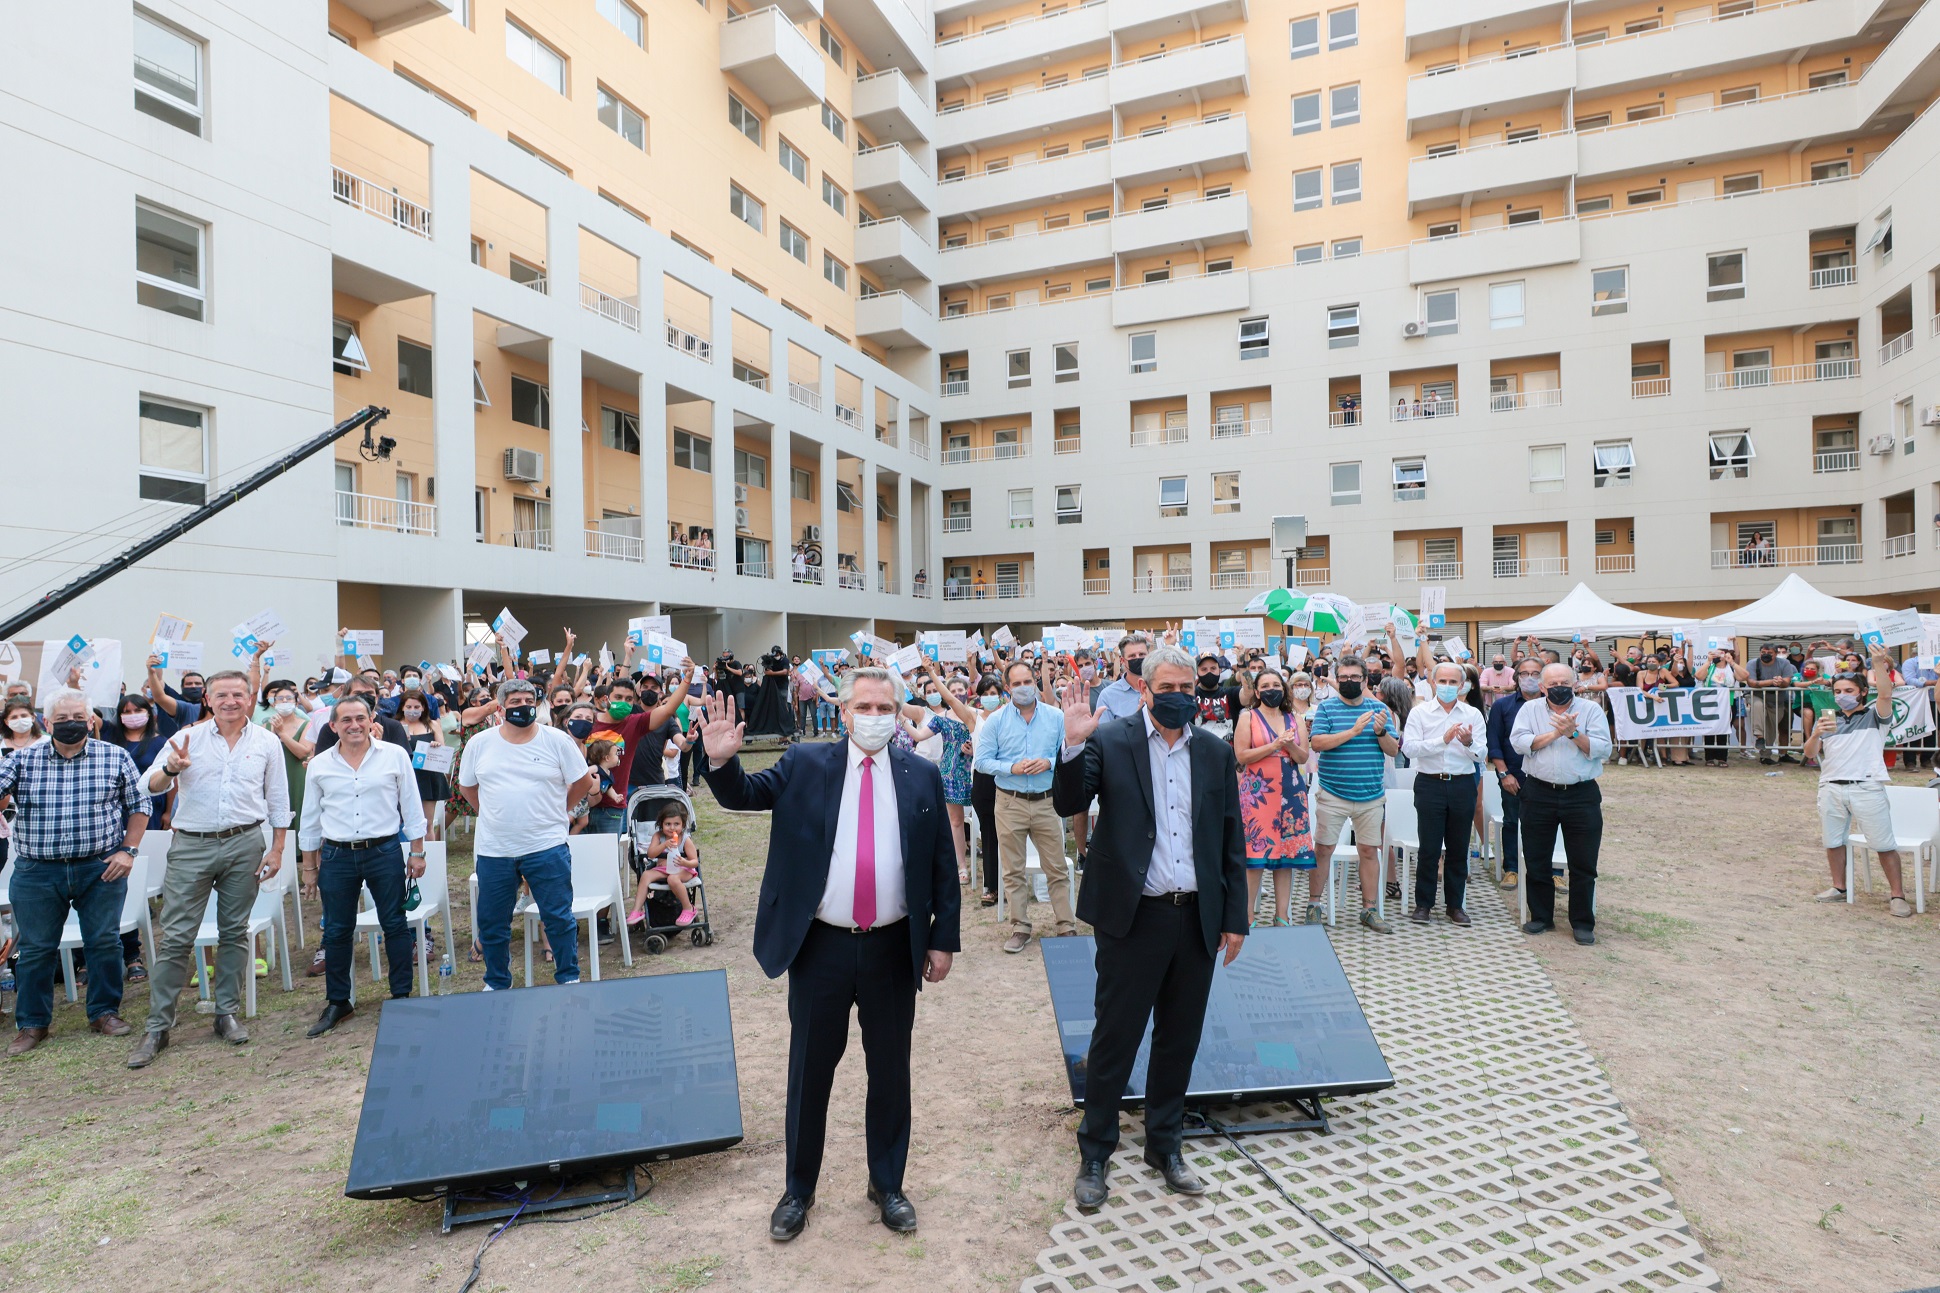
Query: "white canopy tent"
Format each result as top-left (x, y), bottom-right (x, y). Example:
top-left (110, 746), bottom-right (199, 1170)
top-left (1700, 573), bottom-right (1892, 635)
top-left (1494, 583), bottom-right (1688, 639)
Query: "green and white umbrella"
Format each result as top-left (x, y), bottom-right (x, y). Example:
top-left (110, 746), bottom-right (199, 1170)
top-left (1242, 589), bottom-right (1360, 634)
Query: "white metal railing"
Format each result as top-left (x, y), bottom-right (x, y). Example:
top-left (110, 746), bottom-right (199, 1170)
top-left (909, 438), bottom-right (930, 459)
top-left (1110, 34), bottom-right (1233, 71)
top-left (1131, 573), bottom-right (1194, 593)
top-left (584, 528), bottom-right (644, 562)
top-left (1593, 554), bottom-right (1635, 575)
top-left (940, 218), bottom-right (1099, 254)
top-left (738, 371), bottom-right (769, 390)
top-left (1390, 399), bottom-right (1457, 422)
top-left (1113, 189), bottom-right (1239, 219)
top-left (1881, 332), bottom-right (1914, 365)
top-left (1631, 377), bottom-right (1671, 398)
top-left (853, 141), bottom-right (934, 180)
top-left (1394, 562), bottom-right (1463, 581)
top-left (937, 147), bottom-right (1094, 187)
top-left (912, 577), bottom-right (933, 597)
top-left (1082, 577), bottom-right (1110, 596)
top-left (859, 288), bottom-right (933, 316)
top-left (1488, 388), bottom-right (1564, 412)
top-left (1131, 426), bottom-right (1188, 448)
top-left (940, 379), bottom-right (969, 397)
top-left (1116, 111), bottom-right (1246, 145)
top-left (943, 515), bottom-right (972, 532)
top-left (1884, 533), bottom-right (1917, 559)
top-left (835, 403), bottom-right (862, 429)
top-left (580, 282), bottom-right (640, 331)
top-left (937, 0), bottom-right (1104, 47)
top-left (1575, 77), bottom-right (1852, 143)
top-left (1054, 434), bottom-right (1082, 454)
top-left (1295, 567), bottom-right (1330, 587)
top-left (1814, 449), bottom-right (1859, 473)
top-left (1810, 264), bottom-right (1857, 290)
top-left (1932, 313), bottom-right (1940, 337)
top-left (738, 561), bottom-right (774, 579)
top-left (943, 580), bottom-right (1033, 600)
top-left (668, 543), bottom-right (716, 570)
top-left (330, 166), bottom-right (431, 238)
top-left (1411, 0), bottom-right (1816, 83)
top-left (1010, 514), bottom-right (1035, 530)
top-left (839, 567), bottom-right (864, 591)
top-left (665, 322), bottom-right (712, 361)
top-left (941, 442), bottom-right (1030, 464)
top-left (516, 272), bottom-right (549, 295)
top-left (1326, 408), bottom-right (1366, 427)
top-left (334, 490), bottom-right (435, 536)
top-left (1704, 359), bottom-right (1859, 390)
top-left (788, 382), bottom-right (822, 411)
top-left (1212, 418), bottom-right (1271, 439)
top-left (1211, 570), bottom-right (1272, 590)
top-left (936, 76), bottom-right (1091, 117)
top-left (502, 529), bottom-right (553, 552)
top-left (1711, 544), bottom-right (1860, 569)
top-left (792, 564), bottom-right (823, 585)
top-left (878, 574), bottom-right (899, 594)
top-left (1418, 126), bottom-right (1574, 161)
top-left (1408, 36), bottom-right (1572, 81)
top-left (1493, 557), bottom-right (1569, 578)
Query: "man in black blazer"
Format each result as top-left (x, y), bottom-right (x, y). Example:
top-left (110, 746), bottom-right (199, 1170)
top-left (1053, 643), bottom-right (1246, 1209)
top-left (698, 667), bottom-right (959, 1241)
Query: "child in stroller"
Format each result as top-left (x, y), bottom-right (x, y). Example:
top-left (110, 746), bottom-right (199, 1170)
top-left (628, 800), bottom-right (700, 927)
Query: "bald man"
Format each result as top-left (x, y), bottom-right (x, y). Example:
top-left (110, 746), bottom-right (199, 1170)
top-left (1509, 663), bottom-right (1612, 945)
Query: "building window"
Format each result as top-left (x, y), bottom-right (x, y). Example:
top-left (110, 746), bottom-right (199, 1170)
top-left (1427, 221), bottom-right (1458, 239)
top-left (1239, 315), bottom-right (1269, 359)
top-left (1130, 331), bottom-right (1157, 373)
top-left (1591, 265), bottom-right (1629, 316)
top-left (1708, 432), bottom-right (1754, 480)
top-left (821, 176), bottom-right (846, 215)
top-left (1529, 445), bottom-right (1564, 493)
top-left (396, 339), bottom-right (433, 397)
top-left (1056, 485), bottom-right (1082, 522)
top-left (779, 137), bottom-right (808, 183)
top-left (728, 94), bottom-right (762, 145)
top-left (1707, 250), bottom-right (1745, 301)
top-left (734, 448), bottom-right (768, 489)
top-left (1055, 343), bottom-right (1080, 381)
top-left (1329, 462), bottom-right (1360, 505)
top-left (1007, 349), bottom-right (1031, 388)
top-left (1330, 84), bottom-right (1360, 126)
top-left (1291, 92), bottom-right (1320, 134)
top-left (472, 363), bottom-right (490, 407)
top-left (601, 407), bottom-right (640, 454)
top-left (673, 429), bottom-right (711, 473)
top-left (1331, 160), bottom-right (1361, 203)
top-left (1808, 69), bottom-right (1847, 89)
top-left (135, 202), bottom-right (205, 320)
top-left (1722, 172), bottom-right (1762, 197)
top-left (332, 320), bottom-right (369, 375)
top-left (597, 0), bottom-right (645, 44)
top-left (730, 184), bottom-right (763, 232)
top-left (1290, 15), bottom-right (1318, 57)
top-left (1008, 488), bottom-right (1034, 529)
top-left (1293, 168), bottom-right (1322, 211)
top-left (1327, 7), bottom-right (1357, 49)
top-left (1424, 289), bottom-right (1458, 336)
top-left (818, 22), bottom-right (844, 67)
top-left (1490, 281), bottom-right (1524, 329)
top-left (836, 481), bottom-right (861, 512)
top-left (822, 252), bottom-right (847, 289)
top-left (1392, 458), bottom-right (1426, 501)
top-left (1158, 476), bottom-right (1188, 517)
top-left (1326, 304), bottom-right (1359, 348)
top-left (505, 19), bottom-right (566, 94)
top-left (138, 398), bottom-right (208, 504)
top-left (1212, 471), bottom-right (1241, 514)
top-left (510, 375), bottom-right (549, 429)
top-left (779, 221), bottom-right (808, 262)
top-left (1626, 187), bottom-right (1663, 206)
top-left (1810, 159), bottom-right (1849, 182)
top-left (791, 467), bottom-right (813, 499)
top-left (134, 10), bottom-right (203, 134)
top-left (1507, 207), bottom-right (1542, 225)
top-left (1294, 243), bottom-right (1323, 265)
top-left (821, 102), bottom-right (846, 141)
top-left (1593, 441), bottom-right (1635, 487)
top-left (1143, 268), bottom-right (1170, 284)
top-left (1332, 238), bottom-right (1362, 258)
top-left (1575, 195), bottom-right (1612, 214)
top-left (597, 85), bottom-right (646, 149)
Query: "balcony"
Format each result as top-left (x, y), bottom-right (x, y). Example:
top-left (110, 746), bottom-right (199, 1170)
top-left (719, 7), bottom-right (825, 114)
top-left (335, 0), bottom-right (452, 33)
top-left (741, 561), bottom-right (777, 580)
top-left (1408, 43), bottom-right (1573, 133)
top-left (1108, 0), bottom-right (1247, 43)
top-left (1111, 114), bottom-right (1251, 187)
top-left (1390, 398), bottom-right (1456, 422)
top-left (1408, 131), bottom-right (1575, 209)
top-left (1295, 567), bottom-right (1330, 588)
top-left (852, 68), bottom-right (930, 145)
top-left (1881, 332), bottom-right (1914, 365)
top-left (940, 379), bottom-right (969, 397)
top-left (1884, 533), bottom-right (1917, 560)
top-left (1493, 557), bottom-right (1568, 578)
top-left (1211, 570), bottom-right (1271, 591)
top-left (1593, 554), bottom-right (1635, 575)
top-left (933, 78), bottom-right (1111, 152)
top-left (580, 283), bottom-right (640, 331)
top-left (665, 321), bottom-right (713, 362)
top-left (856, 289), bottom-right (937, 350)
top-left (943, 579), bottom-right (1033, 600)
top-left (331, 165), bottom-right (431, 238)
top-left (1054, 433), bottom-right (1083, 454)
top-left (791, 564), bottom-right (822, 584)
top-left (1405, 0), bottom-right (1562, 54)
top-left (855, 216), bottom-right (937, 283)
top-left (853, 142), bottom-right (935, 213)
top-left (941, 442), bottom-right (1030, 465)
top-left (835, 403), bottom-right (862, 430)
top-left (1578, 0), bottom-right (1854, 99)
top-left (1131, 572), bottom-right (1194, 593)
top-left (1394, 562), bottom-right (1463, 581)
top-left (1632, 377), bottom-right (1670, 399)
top-left (935, 149), bottom-right (1112, 220)
top-left (944, 514), bottom-right (972, 533)
top-left (1111, 267), bottom-right (1250, 327)
top-left (502, 528), bottom-right (554, 552)
top-left (1131, 425), bottom-right (1188, 449)
top-left (1703, 359), bottom-right (1859, 391)
top-left (669, 542), bottom-right (717, 571)
top-left (937, 222), bottom-right (1113, 285)
top-left (584, 528), bottom-right (645, 563)
top-left (1489, 388), bottom-right (1563, 413)
top-left (823, 0), bottom-right (928, 76)
top-left (1110, 37), bottom-right (1248, 115)
top-left (788, 382), bottom-right (821, 411)
top-left (1811, 264), bottom-right (1858, 290)
top-left (1211, 416), bottom-right (1270, 440)
top-left (335, 490), bottom-right (435, 536)
top-left (1407, 217), bottom-right (1579, 285)
top-left (1083, 577), bottom-right (1110, 595)
top-left (1711, 545), bottom-right (1859, 570)
top-left (1814, 449), bottom-right (1859, 473)
top-left (1577, 84), bottom-right (1860, 184)
top-left (937, 1), bottom-right (1109, 89)
top-left (1111, 192), bottom-right (1250, 258)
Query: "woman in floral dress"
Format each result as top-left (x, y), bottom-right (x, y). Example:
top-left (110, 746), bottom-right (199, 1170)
top-left (1232, 669), bottom-right (1317, 927)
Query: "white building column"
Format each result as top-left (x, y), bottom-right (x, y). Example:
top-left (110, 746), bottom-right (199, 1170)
top-left (548, 343), bottom-right (584, 559)
top-left (636, 268), bottom-right (670, 573)
top-left (861, 457), bottom-right (880, 591)
top-left (896, 472), bottom-right (914, 598)
top-left (430, 290), bottom-right (476, 547)
top-left (819, 439), bottom-right (840, 589)
top-left (771, 429), bottom-right (794, 583)
top-left (712, 400), bottom-right (738, 574)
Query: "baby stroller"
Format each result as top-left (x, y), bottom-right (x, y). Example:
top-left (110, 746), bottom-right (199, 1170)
top-left (624, 784), bottom-right (714, 953)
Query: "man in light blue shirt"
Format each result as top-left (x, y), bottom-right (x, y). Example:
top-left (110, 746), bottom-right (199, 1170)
top-left (975, 660), bottom-right (1073, 951)
top-left (1509, 663), bottom-right (1613, 945)
top-left (1093, 633), bottom-right (1152, 721)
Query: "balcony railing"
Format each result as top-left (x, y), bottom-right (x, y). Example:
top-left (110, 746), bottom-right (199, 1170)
top-left (1326, 408), bottom-right (1366, 427)
top-left (941, 443), bottom-right (1029, 464)
top-left (943, 514), bottom-right (972, 532)
top-left (1211, 570), bottom-right (1271, 590)
top-left (1704, 359), bottom-right (1858, 390)
top-left (1212, 418), bottom-right (1271, 439)
top-left (1131, 573), bottom-right (1193, 593)
top-left (665, 322), bottom-right (713, 361)
top-left (1054, 434), bottom-right (1082, 454)
top-left (738, 371), bottom-right (769, 391)
top-left (1488, 388), bottom-right (1563, 413)
top-left (1493, 557), bottom-right (1569, 578)
top-left (668, 543), bottom-right (716, 570)
top-left (912, 578), bottom-right (933, 598)
top-left (789, 382), bottom-right (822, 411)
top-left (1009, 514), bottom-right (1035, 529)
top-left (1711, 544), bottom-right (1859, 569)
top-left (837, 567), bottom-right (866, 590)
top-left (1631, 378), bottom-right (1671, 399)
top-left (502, 529), bottom-right (553, 552)
top-left (878, 574), bottom-right (899, 594)
top-left (940, 379), bottom-right (969, 397)
top-left (516, 272), bottom-right (549, 296)
top-left (1593, 554), bottom-right (1635, 575)
top-left (1814, 449), bottom-right (1859, 473)
top-left (1931, 313), bottom-right (1940, 338)
top-left (335, 490), bottom-right (435, 536)
top-left (909, 438), bottom-right (930, 459)
top-left (580, 282), bottom-right (640, 331)
top-left (1295, 567), bottom-right (1330, 587)
top-left (1810, 264), bottom-right (1857, 290)
top-left (1884, 533), bottom-right (1917, 559)
top-left (792, 564), bottom-right (824, 584)
top-left (738, 561), bottom-right (775, 579)
top-left (1131, 426), bottom-right (1188, 448)
top-left (1881, 332), bottom-right (1914, 365)
top-left (936, 0), bottom-right (1104, 47)
top-left (835, 403), bottom-right (861, 429)
top-left (584, 528), bottom-right (644, 562)
top-left (1083, 577), bottom-right (1110, 595)
top-left (1394, 562), bottom-right (1463, 581)
top-left (943, 580), bottom-right (1032, 600)
top-left (330, 166), bottom-right (431, 238)
top-left (1390, 399), bottom-right (1456, 422)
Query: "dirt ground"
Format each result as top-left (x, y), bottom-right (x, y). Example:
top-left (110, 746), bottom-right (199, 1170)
top-left (1, 754), bottom-right (1935, 1292)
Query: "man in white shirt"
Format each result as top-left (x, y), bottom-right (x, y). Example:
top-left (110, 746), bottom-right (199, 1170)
top-left (1403, 662), bottom-right (1490, 927)
top-left (128, 669), bottom-right (290, 1068)
top-left (296, 694), bottom-right (429, 1036)
top-left (1509, 663), bottom-right (1614, 945)
top-left (458, 679), bottom-right (594, 990)
top-left (1803, 645), bottom-right (1913, 916)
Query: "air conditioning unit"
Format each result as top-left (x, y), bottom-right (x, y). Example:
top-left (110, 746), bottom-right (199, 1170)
top-left (502, 447), bottom-right (544, 482)
top-left (734, 506), bottom-right (751, 532)
top-left (804, 524), bottom-right (821, 542)
top-left (1401, 320), bottom-right (1425, 339)
top-left (1921, 404), bottom-right (1940, 426)
top-left (734, 484), bottom-right (749, 503)
top-left (1867, 433), bottom-right (1896, 456)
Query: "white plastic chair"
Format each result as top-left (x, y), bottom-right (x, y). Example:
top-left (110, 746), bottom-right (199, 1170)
top-left (357, 842), bottom-right (455, 996)
top-left (256, 826), bottom-right (304, 949)
top-left (1848, 785), bottom-right (1937, 912)
top-left (1384, 766), bottom-right (1417, 791)
top-left (1382, 787), bottom-right (1420, 918)
top-left (1321, 821), bottom-right (1359, 926)
top-left (0, 858), bottom-right (15, 918)
top-left (141, 830), bottom-right (173, 901)
top-left (189, 863), bottom-right (294, 1017)
top-left (1481, 775), bottom-right (1505, 880)
top-left (57, 854), bottom-right (155, 1002)
top-left (523, 837), bottom-right (633, 985)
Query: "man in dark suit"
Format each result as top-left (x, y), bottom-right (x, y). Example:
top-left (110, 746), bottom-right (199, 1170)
top-left (698, 666), bottom-right (959, 1241)
top-left (1054, 643), bottom-right (1246, 1209)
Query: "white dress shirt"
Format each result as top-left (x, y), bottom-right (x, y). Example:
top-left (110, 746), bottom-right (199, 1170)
top-left (147, 720), bottom-right (291, 831)
top-left (819, 739), bottom-right (908, 929)
top-left (1142, 710), bottom-right (1197, 895)
top-left (1402, 700), bottom-right (1489, 774)
top-left (1509, 697), bottom-right (1613, 784)
top-left (297, 740), bottom-right (428, 851)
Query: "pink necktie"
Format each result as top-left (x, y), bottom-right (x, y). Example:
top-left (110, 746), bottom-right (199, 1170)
top-left (854, 756), bottom-right (877, 931)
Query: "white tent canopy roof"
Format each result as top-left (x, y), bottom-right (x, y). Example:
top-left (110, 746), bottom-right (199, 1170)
top-left (1496, 583), bottom-right (1687, 638)
top-left (1700, 572), bottom-right (1893, 635)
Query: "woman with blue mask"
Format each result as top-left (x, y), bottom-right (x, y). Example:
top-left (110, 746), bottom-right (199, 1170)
top-left (1401, 662), bottom-right (1490, 927)
top-left (1233, 669), bottom-right (1317, 926)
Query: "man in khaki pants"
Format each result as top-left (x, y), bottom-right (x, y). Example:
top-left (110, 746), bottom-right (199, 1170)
top-left (974, 659), bottom-right (1072, 953)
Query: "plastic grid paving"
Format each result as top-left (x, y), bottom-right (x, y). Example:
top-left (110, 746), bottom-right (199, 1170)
top-left (1023, 871), bottom-right (1721, 1293)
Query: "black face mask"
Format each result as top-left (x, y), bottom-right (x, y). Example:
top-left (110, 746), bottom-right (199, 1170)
top-left (51, 719), bottom-right (90, 745)
top-left (1366, 671), bottom-right (1384, 685)
top-left (504, 705), bottom-right (538, 728)
top-left (640, 690), bottom-right (661, 708)
top-left (1546, 685), bottom-right (1575, 706)
top-left (1196, 674), bottom-right (1222, 695)
top-left (1337, 679), bottom-right (1364, 701)
top-left (1150, 690), bottom-right (1197, 730)
top-left (180, 687), bottom-right (204, 705)
top-left (567, 718), bottom-right (595, 739)
top-left (1258, 690), bottom-right (1285, 709)
top-left (1126, 656), bottom-right (1145, 677)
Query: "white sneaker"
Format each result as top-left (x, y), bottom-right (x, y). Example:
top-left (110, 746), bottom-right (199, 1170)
top-left (1813, 887), bottom-right (1847, 903)
top-left (1889, 897), bottom-right (1914, 918)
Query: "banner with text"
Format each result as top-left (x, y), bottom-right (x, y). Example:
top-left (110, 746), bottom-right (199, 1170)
top-left (1609, 686), bottom-right (1734, 741)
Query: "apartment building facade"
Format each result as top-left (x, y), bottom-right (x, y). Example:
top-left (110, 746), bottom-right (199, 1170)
top-left (5, 0), bottom-right (1940, 667)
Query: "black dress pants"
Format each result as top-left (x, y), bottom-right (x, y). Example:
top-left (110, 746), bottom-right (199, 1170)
top-left (1520, 778), bottom-right (1602, 931)
top-left (1079, 896), bottom-right (1216, 1164)
top-left (783, 919), bottom-right (916, 1199)
top-left (1413, 773), bottom-right (1476, 912)
top-left (971, 771), bottom-right (1000, 895)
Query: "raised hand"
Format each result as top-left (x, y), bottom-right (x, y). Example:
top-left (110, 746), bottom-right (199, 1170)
top-left (163, 733), bottom-right (193, 776)
top-left (1061, 685), bottom-right (1098, 744)
top-left (699, 690), bottom-right (745, 764)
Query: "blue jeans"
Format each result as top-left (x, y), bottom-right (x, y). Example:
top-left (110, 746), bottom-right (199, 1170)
top-left (474, 844), bottom-right (578, 990)
top-left (587, 807), bottom-right (627, 835)
top-left (321, 841), bottom-right (414, 1005)
top-left (8, 855), bottom-right (127, 1031)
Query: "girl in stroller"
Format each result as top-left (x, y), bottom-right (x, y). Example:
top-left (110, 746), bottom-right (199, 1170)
top-left (627, 801), bottom-right (700, 927)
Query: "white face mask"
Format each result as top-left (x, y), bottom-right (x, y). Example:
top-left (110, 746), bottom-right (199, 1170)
top-left (1291, 687), bottom-right (1312, 701)
top-left (849, 712), bottom-right (896, 752)
top-left (274, 702), bottom-right (298, 716)
top-left (7, 715), bottom-right (34, 734)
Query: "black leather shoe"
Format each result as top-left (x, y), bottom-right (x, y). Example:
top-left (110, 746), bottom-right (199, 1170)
top-left (1573, 926), bottom-right (1597, 946)
top-left (867, 1183), bottom-right (918, 1232)
top-left (125, 1030), bottom-right (169, 1069)
top-left (768, 1192), bottom-right (812, 1241)
top-left (212, 1013), bottom-right (249, 1045)
top-left (306, 1002), bottom-right (354, 1038)
top-left (1522, 920), bottom-right (1552, 935)
top-left (1073, 1160), bottom-right (1110, 1210)
top-left (1447, 908), bottom-right (1472, 928)
top-left (1408, 905), bottom-right (1431, 924)
top-left (1144, 1151), bottom-right (1206, 1195)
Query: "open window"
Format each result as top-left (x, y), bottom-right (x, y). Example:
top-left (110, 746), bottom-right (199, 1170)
top-left (1593, 440), bottom-right (1635, 487)
top-left (332, 319), bottom-right (370, 374)
top-left (1708, 431), bottom-right (1755, 480)
top-left (1392, 458), bottom-right (1426, 501)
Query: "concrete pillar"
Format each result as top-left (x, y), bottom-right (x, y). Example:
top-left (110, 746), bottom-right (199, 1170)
top-left (430, 290), bottom-right (476, 547)
top-left (819, 439), bottom-right (839, 589)
top-left (548, 343), bottom-right (584, 558)
top-left (379, 585), bottom-right (464, 670)
top-left (712, 399), bottom-right (738, 576)
top-left (861, 457), bottom-right (880, 592)
top-left (771, 429), bottom-right (794, 583)
top-left (896, 472), bottom-right (914, 598)
top-left (636, 268), bottom-right (670, 573)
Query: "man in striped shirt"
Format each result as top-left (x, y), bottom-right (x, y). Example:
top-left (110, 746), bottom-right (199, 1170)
top-left (1307, 655), bottom-right (1399, 933)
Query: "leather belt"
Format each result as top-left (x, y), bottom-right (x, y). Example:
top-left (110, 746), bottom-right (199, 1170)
top-left (325, 836), bottom-right (395, 851)
top-left (1142, 891), bottom-right (1197, 906)
top-left (176, 822), bottom-right (263, 840)
top-left (1524, 777), bottom-right (1588, 792)
top-left (818, 916), bottom-right (907, 934)
top-left (999, 788), bottom-right (1052, 802)
top-left (1417, 771), bottom-right (1468, 780)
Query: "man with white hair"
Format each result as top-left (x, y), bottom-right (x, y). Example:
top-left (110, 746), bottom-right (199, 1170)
top-left (1510, 662), bottom-right (1613, 945)
top-left (1402, 662), bottom-right (1489, 926)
